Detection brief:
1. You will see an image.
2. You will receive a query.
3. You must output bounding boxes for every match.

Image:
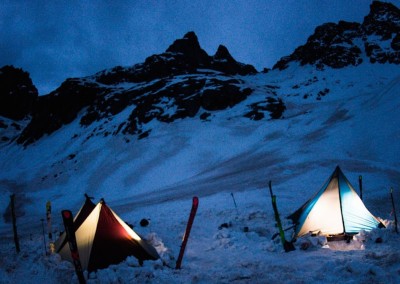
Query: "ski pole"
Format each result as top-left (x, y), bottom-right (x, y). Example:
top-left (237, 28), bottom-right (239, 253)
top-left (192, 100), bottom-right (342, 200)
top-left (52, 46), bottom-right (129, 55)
top-left (10, 194), bottom-right (20, 253)
top-left (390, 187), bottom-right (398, 233)
top-left (46, 201), bottom-right (52, 239)
top-left (230, 193), bottom-right (239, 215)
top-left (41, 218), bottom-right (48, 255)
top-left (271, 224), bottom-right (296, 240)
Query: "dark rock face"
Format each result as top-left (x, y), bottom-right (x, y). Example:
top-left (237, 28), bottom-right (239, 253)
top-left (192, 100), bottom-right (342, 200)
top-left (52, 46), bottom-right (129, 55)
top-left (95, 32), bottom-right (257, 85)
top-left (276, 21), bottom-right (362, 70)
top-left (391, 33), bottom-right (400, 50)
top-left (362, 1), bottom-right (400, 40)
top-left (16, 32), bottom-right (261, 145)
top-left (6, 1), bottom-right (398, 147)
top-left (211, 45), bottom-right (257, 75)
top-left (121, 77), bottom-right (253, 136)
top-left (362, 1), bottom-right (400, 64)
top-left (0, 65), bottom-right (38, 120)
top-left (165, 31), bottom-right (210, 66)
top-left (17, 79), bottom-right (108, 145)
top-left (274, 1), bottom-right (400, 69)
top-left (201, 83), bottom-right (252, 111)
top-left (244, 97), bottom-right (286, 120)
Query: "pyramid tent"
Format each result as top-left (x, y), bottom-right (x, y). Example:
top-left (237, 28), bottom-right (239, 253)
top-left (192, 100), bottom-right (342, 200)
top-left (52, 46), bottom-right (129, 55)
top-left (55, 198), bottom-right (159, 272)
top-left (288, 166), bottom-right (384, 239)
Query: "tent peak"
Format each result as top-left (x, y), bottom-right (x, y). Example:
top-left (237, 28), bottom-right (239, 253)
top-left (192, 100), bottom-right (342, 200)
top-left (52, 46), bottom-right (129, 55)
top-left (333, 165), bottom-right (344, 178)
top-left (84, 193), bottom-right (94, 200)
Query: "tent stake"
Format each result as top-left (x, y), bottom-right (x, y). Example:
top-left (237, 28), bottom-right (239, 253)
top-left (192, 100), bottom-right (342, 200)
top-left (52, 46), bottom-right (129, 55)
top-left (390, 187), bottom-right (398, 233)
top-left (10, 194), bottom-right (20, 253)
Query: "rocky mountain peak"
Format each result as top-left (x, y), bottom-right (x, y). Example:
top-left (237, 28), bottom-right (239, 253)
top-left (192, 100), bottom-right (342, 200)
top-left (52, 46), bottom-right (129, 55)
top-left (368, 1), bottom-right (400, 21)
top-left (9, 31), bottom-right (259, 146)
top-left (165, 31), bottom-right (210, 66)
top-left (166, 31), bottom-right (201, 53)
top-left (273, 20), bottom-right (362, 70)
top-left (6, 2), bottom-right (400, 146)
top-left (214, 45), bottom-right (235, 62)
top-left (361, 1), bottom-right (400, 63)
top-left (273, 0), bottom-right (400, 70)
top-left (211, 44), bottom-right (257, 75)
top-left (95, 32), bottom-right (257, 85)
top-left (362, 1), bottom-right (400, 39)
top-left (0, 65), bottom-right (38, 120)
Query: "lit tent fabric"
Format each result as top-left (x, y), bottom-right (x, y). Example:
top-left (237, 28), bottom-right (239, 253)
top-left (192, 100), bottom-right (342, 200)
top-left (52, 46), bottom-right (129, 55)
top-left (288, 166), bottom-right (384, 238)
top-left (55, 198), bottom-right (159, 272)
top-left (54, 194), bottom-right (96, 253)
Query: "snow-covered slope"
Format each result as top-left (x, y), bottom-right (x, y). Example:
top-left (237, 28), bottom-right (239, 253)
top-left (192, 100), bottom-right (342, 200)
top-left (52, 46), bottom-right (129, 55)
top-left (1, 62), bottom-right (399, 283)
top-left (1, 1), bottom-right (400, 283)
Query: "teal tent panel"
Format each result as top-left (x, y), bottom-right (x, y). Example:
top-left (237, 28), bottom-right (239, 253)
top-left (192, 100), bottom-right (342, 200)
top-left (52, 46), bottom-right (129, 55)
top-left (339, 173), bottom-right (381, 233)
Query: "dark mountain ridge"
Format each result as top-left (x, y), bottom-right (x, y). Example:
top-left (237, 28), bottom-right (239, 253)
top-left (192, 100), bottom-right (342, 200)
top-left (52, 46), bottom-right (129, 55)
top-left (0, 66), bottom-right (38, 120)
top-left (274, 1), bottom-right (400, 70)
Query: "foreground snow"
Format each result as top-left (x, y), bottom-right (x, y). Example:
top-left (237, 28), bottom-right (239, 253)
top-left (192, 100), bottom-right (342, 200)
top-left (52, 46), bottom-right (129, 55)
top-left (0, 189), bottom-right (399, 283)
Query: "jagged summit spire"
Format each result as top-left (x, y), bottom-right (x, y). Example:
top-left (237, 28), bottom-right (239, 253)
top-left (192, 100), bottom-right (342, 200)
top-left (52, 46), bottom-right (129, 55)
top-left (363, 1), bottom-right (400, 39)
top-left (213, 45), bottom-right (235, 62)
top-left (369, 0), bottom-right (400, 17)
top-left (273, 0), bottom-right (400, 70)
top-left (166, 31), bottom-right (204, 54)
top-left (165, 31), bottom-right (210, 65)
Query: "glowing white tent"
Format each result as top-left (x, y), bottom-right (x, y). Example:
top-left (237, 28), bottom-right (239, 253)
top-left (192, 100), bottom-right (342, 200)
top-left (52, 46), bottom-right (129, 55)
top-left (288, 166), bottom-right (384, 239)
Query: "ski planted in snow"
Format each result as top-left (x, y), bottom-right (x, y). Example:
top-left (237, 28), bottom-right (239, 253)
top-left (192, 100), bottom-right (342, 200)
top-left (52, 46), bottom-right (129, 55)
top-left (46, 201), bottom-right (52, 239)
top-left (175, 196), bottom-right (199, 269)
top-left (61, 210), bottom-right (86, 284)
top-left (230, 192), bottom-right (239, 215)
top-left (46, 201), bottom-right (55, 253)
top-left (10, 194), bottom-right (20, 253)
top-left (390, 187), bottom-right (398, 233)
top-left (40, 218), bottom-right (48, 255)
top-left (268, 181), bottom-right (295, 252)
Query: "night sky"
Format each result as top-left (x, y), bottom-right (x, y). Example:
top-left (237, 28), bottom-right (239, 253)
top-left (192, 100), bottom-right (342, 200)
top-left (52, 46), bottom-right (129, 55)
top-left (1, 0), bottom-right (399, 95)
